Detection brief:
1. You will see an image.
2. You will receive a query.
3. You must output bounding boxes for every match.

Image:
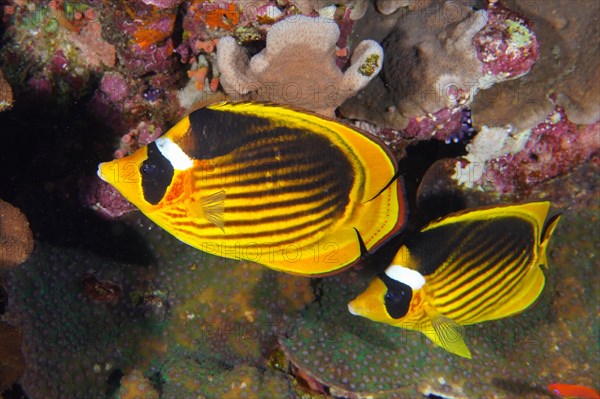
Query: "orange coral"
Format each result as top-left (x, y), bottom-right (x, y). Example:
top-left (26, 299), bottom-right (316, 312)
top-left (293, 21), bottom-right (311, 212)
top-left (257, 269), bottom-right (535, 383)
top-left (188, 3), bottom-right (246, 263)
top-left (134, 28), bottom-right (169, 49)
top-left (187, 66), bottom-right (209, 90)
top-left (204, 2), bottom-right (239, 30)
top-left (133, 15), bottom-right (176, 50)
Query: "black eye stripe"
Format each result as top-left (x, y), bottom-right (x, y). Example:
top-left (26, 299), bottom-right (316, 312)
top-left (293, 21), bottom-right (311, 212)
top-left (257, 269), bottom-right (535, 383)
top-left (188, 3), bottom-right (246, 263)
top-left (141, 142), bottom-right (174, 205)
top-left (379, 273), bottom-right (412, 319)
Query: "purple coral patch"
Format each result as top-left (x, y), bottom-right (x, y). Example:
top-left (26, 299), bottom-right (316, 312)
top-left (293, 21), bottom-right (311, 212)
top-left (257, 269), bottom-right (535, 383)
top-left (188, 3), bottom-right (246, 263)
top-left (143, 87), bottom-right (163, 102)
top-left (100, 72), bottom-right (129, 103)
top-left (403, 107), bottom-right (473, 143)
top-left (78, 177), bottom-right (136, 219)
top-left (141, 0), bottom-right (183, 9)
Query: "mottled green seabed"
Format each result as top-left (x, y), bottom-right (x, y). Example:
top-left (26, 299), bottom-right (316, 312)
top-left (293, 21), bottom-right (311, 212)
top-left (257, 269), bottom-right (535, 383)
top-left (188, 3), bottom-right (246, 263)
top-left (5, 167), bottom-right (599, 399)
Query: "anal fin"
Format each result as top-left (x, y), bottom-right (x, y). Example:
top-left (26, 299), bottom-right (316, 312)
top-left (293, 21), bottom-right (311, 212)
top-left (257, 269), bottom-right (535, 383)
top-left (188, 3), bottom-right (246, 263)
top-left (351, 228), bottom-right (370, 270)
top-left (424, 306), bottom-right (472, 359)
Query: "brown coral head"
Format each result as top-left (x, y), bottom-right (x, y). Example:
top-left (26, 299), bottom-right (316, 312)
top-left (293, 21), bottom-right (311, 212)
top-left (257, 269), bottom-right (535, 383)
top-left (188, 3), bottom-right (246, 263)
top-left (0, 69), bottom-right (13, 112)
top-left (0, 321), bottom-right (24, 392)
top-left (0, 200), bottom-right (34, 269)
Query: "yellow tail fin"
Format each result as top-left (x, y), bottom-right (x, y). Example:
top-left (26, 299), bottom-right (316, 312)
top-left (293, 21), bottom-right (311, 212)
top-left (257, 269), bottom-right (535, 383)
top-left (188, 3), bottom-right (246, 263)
top-left (539, 213), bottom-right (561, 269)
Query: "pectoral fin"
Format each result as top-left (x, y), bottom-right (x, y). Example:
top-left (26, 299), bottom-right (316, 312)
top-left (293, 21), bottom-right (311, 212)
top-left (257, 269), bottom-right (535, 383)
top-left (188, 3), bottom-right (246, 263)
top-left (200, 190), bottom-right (226, 231)
top-left (423, 306), bottom-right (472, 359)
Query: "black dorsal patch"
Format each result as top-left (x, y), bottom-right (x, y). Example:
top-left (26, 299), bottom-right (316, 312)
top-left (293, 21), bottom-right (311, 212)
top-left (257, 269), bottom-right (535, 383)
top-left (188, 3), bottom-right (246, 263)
top-left (141, 141), bottom-right (174, 205)
top-left (403, 216), bottom-right (534, 277)
top-left (184, 107), bottom-right (273, 159)
top-left (379, 273), bottom-right (413, 319)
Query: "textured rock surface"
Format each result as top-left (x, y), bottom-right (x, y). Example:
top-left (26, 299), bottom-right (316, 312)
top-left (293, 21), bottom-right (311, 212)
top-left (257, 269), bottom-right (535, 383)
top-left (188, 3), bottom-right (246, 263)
top-left (454, 108), bottom-right (599, 193)
top-left (450, 0), bottom-right (600, 194)
top-left (340, 0), bottom-right (488, 130)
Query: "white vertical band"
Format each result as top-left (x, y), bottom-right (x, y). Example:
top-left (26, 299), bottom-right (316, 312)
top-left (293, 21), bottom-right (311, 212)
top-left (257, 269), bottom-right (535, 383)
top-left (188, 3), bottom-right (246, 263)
top-left (385, 265), bottom-right (426, 290)
top-left (155, 137), bottom-right (193, 170)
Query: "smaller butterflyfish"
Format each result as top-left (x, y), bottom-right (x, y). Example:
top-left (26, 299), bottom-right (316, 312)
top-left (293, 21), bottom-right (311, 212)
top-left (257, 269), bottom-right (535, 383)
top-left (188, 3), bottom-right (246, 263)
top-left (97, 102), bottom-right (407, 276)
top-left (348, 201), bottom-right (561, 358)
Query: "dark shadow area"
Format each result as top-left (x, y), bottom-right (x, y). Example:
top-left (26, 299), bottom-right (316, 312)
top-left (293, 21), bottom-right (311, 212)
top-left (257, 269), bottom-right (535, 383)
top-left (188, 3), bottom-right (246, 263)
top-left (0, 284), bottom-right (6, 315)
top-left (0, 94), bottom-right (153, 265)
top-left (367, 139), bottom-right (470, 272)
top-left (398, 139), bottom-right (468, 228)
top-left (1, 384), bottom-right (29, 399)
top-left (104, 368), bottom-right (124, 399)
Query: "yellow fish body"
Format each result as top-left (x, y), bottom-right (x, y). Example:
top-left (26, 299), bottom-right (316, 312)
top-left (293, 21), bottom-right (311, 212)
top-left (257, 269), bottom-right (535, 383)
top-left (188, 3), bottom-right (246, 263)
top-left (97, 102), bottom-right (407, 276)
top-left (348, 201), bottom-right (561, 358)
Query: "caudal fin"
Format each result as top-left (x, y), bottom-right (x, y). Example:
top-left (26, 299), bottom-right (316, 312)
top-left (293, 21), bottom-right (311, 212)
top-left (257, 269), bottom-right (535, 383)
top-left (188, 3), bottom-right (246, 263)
top-left (539, 213), bottom-right (561, 269)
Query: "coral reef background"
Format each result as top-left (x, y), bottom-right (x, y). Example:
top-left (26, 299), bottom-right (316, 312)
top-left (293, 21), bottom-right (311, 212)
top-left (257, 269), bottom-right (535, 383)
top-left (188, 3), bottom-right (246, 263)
top-left (0, 1), bottom-right (598, 398)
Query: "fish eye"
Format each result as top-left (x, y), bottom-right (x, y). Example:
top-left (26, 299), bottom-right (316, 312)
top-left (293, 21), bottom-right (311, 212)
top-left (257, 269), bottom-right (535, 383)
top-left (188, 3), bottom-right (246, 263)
top-left (382, 284), bottom-right (412, 319)
top-left (141, 162), bottom-right (160, 178)
top-left (384, 290), bottom-right (406, 306)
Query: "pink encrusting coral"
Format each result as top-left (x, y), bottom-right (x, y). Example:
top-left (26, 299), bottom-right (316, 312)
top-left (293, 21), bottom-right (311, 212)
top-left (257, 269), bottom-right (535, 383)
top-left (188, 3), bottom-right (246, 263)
top-left (474, 0), bottom-right (540, 80)
top-left (450, 0), bottom-right (599, 194)
top-left (111, 4), bottom-right (177, 77)
top-left (0, 1), bottom-right (115, 103)
top-left (480, 107), bottom-right (600, 193)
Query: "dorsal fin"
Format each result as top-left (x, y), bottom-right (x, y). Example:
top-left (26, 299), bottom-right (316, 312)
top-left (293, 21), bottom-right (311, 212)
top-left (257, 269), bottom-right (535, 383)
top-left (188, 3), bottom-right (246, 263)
top-left (366, 170), bottom-right (404, 203)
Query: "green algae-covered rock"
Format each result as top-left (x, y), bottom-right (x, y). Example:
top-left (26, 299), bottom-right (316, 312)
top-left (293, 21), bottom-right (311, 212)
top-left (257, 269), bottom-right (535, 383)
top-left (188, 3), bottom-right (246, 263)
top-left (4, 214), bottom-right (313, 399)
top-left (161, 358), bottom-right (293, 399)
top-left (4, 164), bottom-right (598, 399)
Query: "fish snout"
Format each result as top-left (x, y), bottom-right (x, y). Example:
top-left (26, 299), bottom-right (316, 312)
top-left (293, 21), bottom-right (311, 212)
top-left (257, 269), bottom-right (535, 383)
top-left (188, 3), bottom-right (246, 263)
top-left (97, 162), bottom-right (108, 182)
top-left (347, 296), bottom-right (376, 318)
top-left (348, 300), bottom-right (359, 316)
